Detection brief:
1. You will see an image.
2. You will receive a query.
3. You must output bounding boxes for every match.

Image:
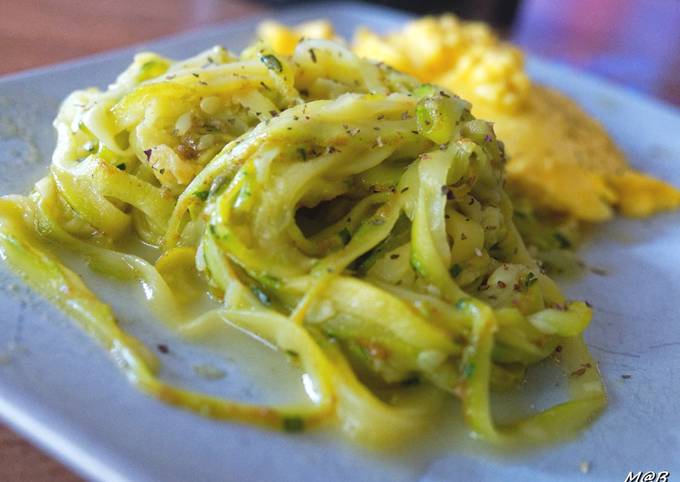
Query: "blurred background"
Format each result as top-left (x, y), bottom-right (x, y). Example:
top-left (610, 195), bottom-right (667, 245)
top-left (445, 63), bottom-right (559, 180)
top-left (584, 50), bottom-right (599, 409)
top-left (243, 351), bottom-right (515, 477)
top-left (0, 0), bottom-right (679, 480)
top-left (3, 0), bottom-right (680, 105)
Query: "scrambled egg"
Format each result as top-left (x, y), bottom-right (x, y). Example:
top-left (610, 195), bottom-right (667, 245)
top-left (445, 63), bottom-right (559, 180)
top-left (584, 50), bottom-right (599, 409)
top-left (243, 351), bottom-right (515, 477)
top-left (257, 20), bottom-right (340, 55)
top-left (257, 16), bottom-right (680, 222)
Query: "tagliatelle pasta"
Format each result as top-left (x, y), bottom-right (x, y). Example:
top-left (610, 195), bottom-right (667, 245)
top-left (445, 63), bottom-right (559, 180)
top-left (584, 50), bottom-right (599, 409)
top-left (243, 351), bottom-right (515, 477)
top-left (0, 35), bottom-right (605, 446)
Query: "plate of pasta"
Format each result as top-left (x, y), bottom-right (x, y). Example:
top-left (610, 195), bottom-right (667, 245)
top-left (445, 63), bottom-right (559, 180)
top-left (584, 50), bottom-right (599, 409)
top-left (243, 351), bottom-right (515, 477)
top-left (0, 3), bottom-right (678, 481)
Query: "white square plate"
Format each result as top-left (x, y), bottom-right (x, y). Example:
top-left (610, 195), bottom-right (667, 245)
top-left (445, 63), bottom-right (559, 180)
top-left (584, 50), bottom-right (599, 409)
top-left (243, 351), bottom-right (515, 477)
top-left (0, 3), bottom-right (678, 481)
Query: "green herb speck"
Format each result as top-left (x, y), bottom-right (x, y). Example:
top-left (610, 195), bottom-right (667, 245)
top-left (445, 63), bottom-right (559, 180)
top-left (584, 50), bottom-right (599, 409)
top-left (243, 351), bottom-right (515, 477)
top-left (282, 416), bottom-right (305, 432)
top-left (523, 272), bottom-right (538, 290)
top-left (553, 232), bottom-right (572, 249)
top-left (338, 228), bottom-right (351, 245)
top-left (410, 257), bottom-right (425, 277)
top-left (251, 286), bottom-right (271, 306)
top-left (462, 362), bottom-right (475, 379)
top-left (193, 190), bottom-right (209, 201)
top-left (260, 54), bottom-right (283, 73)
top-left (455, 298), bottom-right (470, 310)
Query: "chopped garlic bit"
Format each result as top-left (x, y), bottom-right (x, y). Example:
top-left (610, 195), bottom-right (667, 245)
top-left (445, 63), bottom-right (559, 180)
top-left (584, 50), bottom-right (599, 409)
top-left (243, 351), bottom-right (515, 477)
top-left (175, 112), bottom-right (193, 136)
top-left (200, 96), bottom-right (221, 115)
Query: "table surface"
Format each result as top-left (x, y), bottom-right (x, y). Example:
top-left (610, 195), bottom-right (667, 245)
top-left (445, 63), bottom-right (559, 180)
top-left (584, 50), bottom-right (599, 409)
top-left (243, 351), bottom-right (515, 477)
top-left (1, 0), bottom-right (678, 480)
